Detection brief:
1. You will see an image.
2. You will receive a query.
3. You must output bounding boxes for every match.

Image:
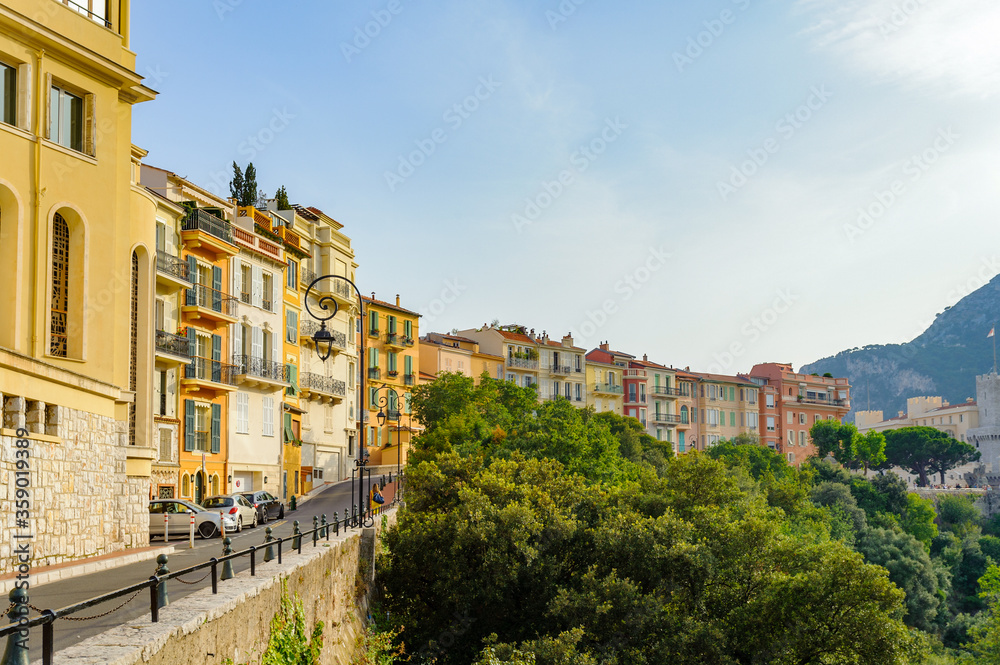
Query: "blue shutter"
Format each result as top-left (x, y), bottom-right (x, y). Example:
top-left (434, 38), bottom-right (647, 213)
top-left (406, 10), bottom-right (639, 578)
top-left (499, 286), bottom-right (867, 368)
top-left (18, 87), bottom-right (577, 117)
top-left (186, 256), bottom-right (197, 305)
top-left (185, 327), bottom-right (197, 378)
top-left (184, 400), bottom-right (195, 451)
top-left (211, 334), bottom-right (221, 382)
top-left (211, 403), bottom-right (221, 453)
top-left (212, 266), bottom-right (222, 311)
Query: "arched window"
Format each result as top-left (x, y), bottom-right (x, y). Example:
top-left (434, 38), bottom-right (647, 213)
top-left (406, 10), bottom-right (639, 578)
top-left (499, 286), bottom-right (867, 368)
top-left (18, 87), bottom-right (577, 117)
top-left (50, 213), bottom-right (70, 356)
top-left (211, 474), bottom-right (219, 495)
top-left (129, 251), bottom-right (139, 446)
top-left (181, 474), bottom-right (190, 498)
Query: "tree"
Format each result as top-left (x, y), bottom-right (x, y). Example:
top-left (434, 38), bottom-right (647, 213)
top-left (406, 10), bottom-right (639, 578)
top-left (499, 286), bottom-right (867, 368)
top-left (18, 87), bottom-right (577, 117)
top-left (229, 161), bottom-right (244, 201)
top-left (938, 494), bottom-right (981, 535)
top-left (928, 438), bottom-right (980, 486)
top-left (809, 420), bottom-right (860, 466)
top-left (883, 427), bottom-right (959, 487)
top-left (242, 162), bottom-right (259, 206)
top-left (970, 564), bottom-right (1000, 663)
top-left (708, 437), bottom-right (793, 481)
top-left (856, 430), bottom-right (887, 475)
top-left (900, 493), bottom-right (939, 549)
top-left (274, 185), bottom-right (290, 210)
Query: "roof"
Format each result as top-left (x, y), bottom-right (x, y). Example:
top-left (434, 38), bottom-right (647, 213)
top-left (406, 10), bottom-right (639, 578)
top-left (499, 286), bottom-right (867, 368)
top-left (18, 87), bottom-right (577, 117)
top-left (631, 358), bottom-right (671, 371)
top-left (686, 371), bottom-right (757, 385)
top-left (929, 401), bottom-right (976, 412)
top-left (497, 329), bottom-right (535, 344)
top-left (436, 332), bottom-right (477, 344)
top-left (362, 296), bottom-right (421, 318)
top-left (542, 338), bottom-right (585, 351)
top-left (419, 371), bottom-right (437, 381)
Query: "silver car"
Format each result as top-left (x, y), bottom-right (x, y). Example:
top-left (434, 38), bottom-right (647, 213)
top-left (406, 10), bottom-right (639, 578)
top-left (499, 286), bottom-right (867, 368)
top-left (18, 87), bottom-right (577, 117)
top-left (149, 499), bottom-right (222, 539)
top-left (202, 494), bottom-right (258, 531)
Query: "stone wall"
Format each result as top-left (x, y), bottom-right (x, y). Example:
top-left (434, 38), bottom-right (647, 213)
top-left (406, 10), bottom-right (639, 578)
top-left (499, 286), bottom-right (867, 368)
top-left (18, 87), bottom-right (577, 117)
top-left (47, 509), bottom-right (398, 665)
top-left (0, 401), bottom-right (148, 575)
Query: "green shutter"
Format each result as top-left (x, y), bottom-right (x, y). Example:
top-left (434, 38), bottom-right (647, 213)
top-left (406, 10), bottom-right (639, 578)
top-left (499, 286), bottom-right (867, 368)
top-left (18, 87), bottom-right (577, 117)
top-left (730, 411), bottom-right (736, 427)
top-left (284, 413), bottom-right (293, 442)
top-left (404, 355), bottom-right (412, 375)
top-left (405, 320), bottom-right (412, 338)
top-left (186, 256), bottom-right (197, 305)
top-left (285, 364), bottom-right (298, 396)
top-left (185, 327), bottom-right (197, 377)
top-left (184, 400), bottom-right (195, 451)
top-left (211, 403), bottom-right (221, 453)
top-left (404, 392), bottom-right (412, 414)
top-left (212, 266), bottom-right (222, 311)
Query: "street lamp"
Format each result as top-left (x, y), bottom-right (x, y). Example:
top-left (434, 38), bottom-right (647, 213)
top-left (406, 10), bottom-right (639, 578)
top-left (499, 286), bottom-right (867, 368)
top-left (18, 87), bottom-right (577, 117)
top-left (303, 275), bottom-right (368, 524)
top-left (373, 384), bottom-right (403, 499)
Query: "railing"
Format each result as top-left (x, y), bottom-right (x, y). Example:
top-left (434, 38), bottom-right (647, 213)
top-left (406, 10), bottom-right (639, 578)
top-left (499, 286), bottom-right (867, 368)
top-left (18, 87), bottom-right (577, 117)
top-left (403, 337), bottom-right (415, 347)
top-left (233, 355), bottom-right (287, 382)
top-left (185, 284), bottom-right (238, 317)
top-left (300, 321), bottom-right (347, 350)
top-left (797, 396), bottom-right (848, 407)
top-left (301, 372), bottom-right (347, 397)
top-left (158, 392), bottom-right (168, 416)
top-left (187, 430), bottom-right (210, 452)
top-left (182, 208), bottom-right (233, 244)
top-left (185, 357), bottom-right (237, 386)
top-left (403, 374), bottom-right (415, 386)
top-left (594, 383), bottom-right (623, 394)
top-left (58, 0), bottom-right (112, 28)
top-left (652, 414), bottom-right (682, 424)
top-left (301, 266), bottom-right (317, 286)
top-left (155, 330), bottom-right (191, 359)
top-left (368, 328), bottom-right (380, 338)
top-left (232, 225), bottom-right (283, 262)
top-left (237, 205), bottom-right (272, 227)
top-left (652, 386), bottom-right (683, 396)
top-left (507, 357), bottom-right (538, 370)
top-left (155, 252), bottom-right (190, 282)
top-left (368, 368), bottom-right (381, 380)
top-left (548, 364), bottom-right (571, 374)
top-left (240, 290), bottom-right (252, 305)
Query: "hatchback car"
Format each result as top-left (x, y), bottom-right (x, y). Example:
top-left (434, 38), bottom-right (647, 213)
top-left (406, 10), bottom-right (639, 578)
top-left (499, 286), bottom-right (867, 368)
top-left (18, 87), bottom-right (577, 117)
top-left (240, 490), bottom-right (285, 523)
top-left (202, 494), bottom-right (258, 531)
top-left (149, 499), bottom-right (222, 539)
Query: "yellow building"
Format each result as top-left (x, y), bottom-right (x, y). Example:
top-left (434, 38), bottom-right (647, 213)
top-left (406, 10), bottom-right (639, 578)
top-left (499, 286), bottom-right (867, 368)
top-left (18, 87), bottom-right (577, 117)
top-left (0, 0), bottom-right (157, 571)
top-left (687, 372), bottom-right (760, 449)
top-left (856, 396), bottom-right (979, 443)
top-left (419, 332), bottom-right (504, 384)
top-left (362, 295), bottom-right (420, 469)
top-left (584, 346), bottom-right (625, 415)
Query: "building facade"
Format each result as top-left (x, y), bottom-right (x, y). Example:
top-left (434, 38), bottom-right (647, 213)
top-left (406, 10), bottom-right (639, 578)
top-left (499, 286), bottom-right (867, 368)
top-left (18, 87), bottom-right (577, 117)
top-left (687, 372), bottom-right (759, 449)
top-left (419, 332), bottom-right (504, 384)
top-left (0, 0), bottom-right (157, 572)
top-left (585, 346), bottom-right (624, 415)
top-left (856, 396), bottom-right (978, 442)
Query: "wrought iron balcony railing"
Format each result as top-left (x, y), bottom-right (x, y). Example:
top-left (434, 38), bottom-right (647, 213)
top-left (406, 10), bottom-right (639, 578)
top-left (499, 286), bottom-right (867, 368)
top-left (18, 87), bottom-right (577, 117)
top-left (368, 368), bottom-right (381, 380)
top-left (652, 414), bottom-right (682, 424)
top-left (403, 374), bottom-right (416, 386)
top-left (232, 355), bottom-right (287, 382)
top-left (155, 330), bottom-right (191, 359)
top-left (548, 364), bottom-right (572, 374)
top-left (185, 357), bottom-right (237, 386)
top-left (594, 383), bottom-right (624, 394)
top-left (156, 252), bottom-right (190, 283)
top-left (300, 321), bottom-right (348, 350)
top-left (182, 208), bottom-right (233, 244)
top-left (185, 284), bottom-right (238, 317)
top-left (652, 386), bottom-right (683, 396)
top-left (507, 357), bottom-right (538, 370)
top-left (301, 372), bottom-right (347, 397)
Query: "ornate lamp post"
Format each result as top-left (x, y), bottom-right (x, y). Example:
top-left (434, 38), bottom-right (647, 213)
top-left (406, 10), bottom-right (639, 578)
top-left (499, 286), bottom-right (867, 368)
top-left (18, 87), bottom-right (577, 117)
top-left (373, 384), bottom-right (403, 498)
top-left (303, 274), bottom-right (368, 525)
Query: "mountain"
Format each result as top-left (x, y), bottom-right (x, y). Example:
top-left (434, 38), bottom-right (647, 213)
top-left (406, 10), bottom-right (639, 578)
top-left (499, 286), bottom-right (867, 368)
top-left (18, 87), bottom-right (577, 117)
top-left (799, 274), bottom-right (1000, 422)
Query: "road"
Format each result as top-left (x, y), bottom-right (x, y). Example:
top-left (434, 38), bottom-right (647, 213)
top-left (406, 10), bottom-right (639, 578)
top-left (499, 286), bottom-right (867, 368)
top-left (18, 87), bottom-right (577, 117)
top-left (21, 478), bottom-right (378, 661)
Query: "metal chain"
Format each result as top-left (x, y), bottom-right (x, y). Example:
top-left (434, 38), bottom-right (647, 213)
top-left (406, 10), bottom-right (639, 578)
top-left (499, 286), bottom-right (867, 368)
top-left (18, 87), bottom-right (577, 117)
top-left (25, 588), bottom-right (143, 622)
top-left (3, 602), bottom-right (14, 617)
top-left (173, 570), bottom-right (211, 585)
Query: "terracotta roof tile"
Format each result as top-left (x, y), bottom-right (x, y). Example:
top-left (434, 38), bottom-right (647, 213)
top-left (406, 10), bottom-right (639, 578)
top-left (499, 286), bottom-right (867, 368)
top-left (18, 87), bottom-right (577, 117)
top-left (362, 296), bottom-right (421, 317)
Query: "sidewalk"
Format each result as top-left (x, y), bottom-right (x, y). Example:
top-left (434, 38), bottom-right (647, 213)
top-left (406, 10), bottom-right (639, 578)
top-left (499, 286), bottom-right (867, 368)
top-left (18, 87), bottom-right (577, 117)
top-left (0, 542), bottom-right (175, 594)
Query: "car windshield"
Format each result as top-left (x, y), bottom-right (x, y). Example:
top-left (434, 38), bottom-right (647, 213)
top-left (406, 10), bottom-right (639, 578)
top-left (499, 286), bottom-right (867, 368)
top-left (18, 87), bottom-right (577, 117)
top-left (202, 497), bottom-right (233, 508)
top-left (241, 493), bottom-right (256, 503)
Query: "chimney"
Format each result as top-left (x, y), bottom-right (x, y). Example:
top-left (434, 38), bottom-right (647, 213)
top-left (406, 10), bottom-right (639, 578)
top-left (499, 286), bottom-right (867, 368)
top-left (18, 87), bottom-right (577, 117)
top-left (396, 294), bottom-right (400, 307)
top-left (528, 329), bottom-right (535, 341)
top-left (898, 411), bottom-right (905, 418)
top-left (600, 342), bottom-right (610, 351)
top-left (643, 354), bottom-right (648, 362)
top-left (562, 333), bottom-right (573, 347)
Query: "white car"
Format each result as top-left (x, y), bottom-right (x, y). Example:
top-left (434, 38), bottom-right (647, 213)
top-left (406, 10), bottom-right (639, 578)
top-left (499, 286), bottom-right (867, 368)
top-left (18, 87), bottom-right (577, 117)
top-left (149, 499), bottom-right (223, 539)
top-left (202, 494), bottom-right (258, 531)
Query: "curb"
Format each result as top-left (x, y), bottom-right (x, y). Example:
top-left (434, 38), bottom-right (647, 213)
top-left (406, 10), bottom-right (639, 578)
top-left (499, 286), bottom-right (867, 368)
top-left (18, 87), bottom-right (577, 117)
top-left (0, 544), bottom-right (177, 594)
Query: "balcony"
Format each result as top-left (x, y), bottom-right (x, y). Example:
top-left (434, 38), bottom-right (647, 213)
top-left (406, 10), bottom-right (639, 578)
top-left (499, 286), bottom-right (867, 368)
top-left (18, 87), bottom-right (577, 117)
top-left (652, 414), bottom-right (682, 425)
top-left (186, 431), bottom-right (211, 454)
top-left (181, 357), bottom-right (238, 393)
top-left (368, 368), bottom-right (381, 380)
top-left (300, 266), bottom-right (317, 287)
top-left (182, 284), bottom-right (239, 325)
top-left (300, 373), bottom-right (347, 402)
top-left (233, 354), bottom-right (288, 390)
top-left (231, 224), bottom-right (283, 262)
top-left (594, 383), bottom-right (624, 395)
top-left (57, 0), bottom-right (113, 28)
top-left (305, 274), bottom-right (354, 305)
top-left (386, 333), bottom-right (406, 349)
top-left (404, 374), bottom-right (416, 386)
top-left (507, 357), bottom-right (538, 371)
top-left (652, 386), bottom-right (683, 397)
top-left (155, 252), bottom-right (191, 291)
top-left (155, 330), bottom-right (191, 367)
top-left (368, 327), bottom-right (380, 339)
top-left (271, 224), bottom-right (309, 260)
top-left (181, 209), bottom-right (238, 258)
top-left (548, 364), bottom-right (571, 376)
top-left (300, 321), bottom-right (347, 356)
top-left (403, 336), bottom-right (415, 347)
top-left (796, 395), bottom-right (849, 408)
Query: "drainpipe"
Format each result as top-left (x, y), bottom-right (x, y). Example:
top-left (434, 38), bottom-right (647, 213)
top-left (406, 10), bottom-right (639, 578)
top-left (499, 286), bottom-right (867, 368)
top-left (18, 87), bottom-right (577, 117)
top-left (31, 48), bottom-right (45, 358)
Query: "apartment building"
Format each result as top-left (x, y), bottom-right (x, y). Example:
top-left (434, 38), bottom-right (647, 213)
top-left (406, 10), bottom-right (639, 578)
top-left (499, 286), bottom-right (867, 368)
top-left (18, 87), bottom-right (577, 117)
top-left (585, 345), bottom-right (625, 415)
top-left (457, 324), bottom-right (541, 391)
top-left (629, 357), bottom-right (681, 445)
top-left (419, 332), bottom-right (505, 383)
top-left (748, 363), bottom-right (851, 466)
top-left (687, 372), bottom-right (760, 449)
top-left (675, 370), bottom-right (700, 453)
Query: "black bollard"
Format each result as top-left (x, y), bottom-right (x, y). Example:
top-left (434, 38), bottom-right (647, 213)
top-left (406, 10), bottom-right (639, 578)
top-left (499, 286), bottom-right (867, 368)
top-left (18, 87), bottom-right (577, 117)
top-left (321, 514), bottom-right (328, 539)
top-left (312, 516), bottom-right (319, 546)
top-left (263, 527), bottom-right (275, 562)
top-left (333, 511), bottom-right (340, 536)
top-left (154, 553), bottom-right (170, 609)
top-left (1, 587), bottom-right (30, 665)
top-left (292, 521), bottom-right (301, 550)
top-left (220, 537), bottom-right (235, 581)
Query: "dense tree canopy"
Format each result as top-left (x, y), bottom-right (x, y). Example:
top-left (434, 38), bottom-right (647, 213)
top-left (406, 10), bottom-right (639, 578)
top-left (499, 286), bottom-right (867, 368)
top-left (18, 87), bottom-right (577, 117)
top-left (882, 427), bottom-right (979, 487)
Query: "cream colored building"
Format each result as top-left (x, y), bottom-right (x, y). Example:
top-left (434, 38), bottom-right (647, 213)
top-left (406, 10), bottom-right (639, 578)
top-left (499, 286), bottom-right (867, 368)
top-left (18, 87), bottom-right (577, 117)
top-left (420, 332), bottom-right (504, 383)
top-left (856, 396), bottom-right (978, 442)
top-left (0, 0), bottom-right (157, 571)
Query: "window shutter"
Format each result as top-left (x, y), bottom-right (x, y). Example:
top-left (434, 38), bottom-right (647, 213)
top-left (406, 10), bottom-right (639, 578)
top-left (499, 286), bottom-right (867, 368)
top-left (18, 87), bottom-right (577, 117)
top-left (17, 63), bottom-right (31, 133)
top-left (185, 327), bottom-right (197, 376)
top-left (252, 327), bottom-right (263, 360)
top-left (252, 265), bottom-right (263, 308)
top-left (212, 334), bottom-right (221, 362)
top-left (186, 256), bottom-right (197, 305)
top-left (232, 324), bottom-right (242, 359)
top-left (83, 93), bottom-right (95, 156)
top-left (212, 266), bottom-right (222, 311)
top-left (184, 400), bottom-right (195, 451)
top-left (232, 257), bottom-right (242, 296)
top-left (404, 355), bottom-right (412, 375)
top-left (211, 403), bottom-right (221, 453)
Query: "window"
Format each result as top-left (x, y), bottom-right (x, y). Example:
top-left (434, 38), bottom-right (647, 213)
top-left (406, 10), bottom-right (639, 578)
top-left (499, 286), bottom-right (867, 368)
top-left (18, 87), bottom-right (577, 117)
top-left (1, 62), bottom-right (14, 126)
top-left (50, 213), bottom-right (70, 356)
top-left (729, 411), bottom-right (735, 427)
top-left (286, 259), bottom-right (297, 288)
top-left (240, 264), bottom-right (252, 303)
top-left (574, 383), bottom-right (581, 401)
top-left (262, 397), bottom-right (274, 436)
top-left (236, 392), bottom-right (249, 434)
top-left (799, 413), bottom-right (806, 425)
top-left (507, 373), bottom-right (516, 383)
top-left (159, 428), bottom-right (172, 462)
top-left (766, 394), bottom-right (774, 408)
top-left (787, 412), bottom-right (793, 424)
top-left (387, 315), bottom-right (397, 334)
top-left (286, 309), bottom-right (298, 343)
top-left (766, 416), bottom-right (775, 432)
top-left (799, 430), bottom-right (807, 446)
top-left (368, 311), bottom-right (378, 334)
top-left (404, 320), bottom-right (412, 339)
top-left (262, 272), bottom-right (273, 310)
top-left (49, 85), bottom-right (84, 152)
top-left (788, 430), bottom-right (795, 445)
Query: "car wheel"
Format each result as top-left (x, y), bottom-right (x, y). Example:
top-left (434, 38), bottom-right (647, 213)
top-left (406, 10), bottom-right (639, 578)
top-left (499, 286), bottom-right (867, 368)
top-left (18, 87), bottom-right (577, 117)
top-left (261, 510), bottom-right (267, 524)
top-left (278, 506), bottom-right (285, 520)
top-left (198, 522), bottom-right (218, 539)
top-left (237, 516), bottom-right (243, 533)
top-left (251, 512), bottom-right (258, 528)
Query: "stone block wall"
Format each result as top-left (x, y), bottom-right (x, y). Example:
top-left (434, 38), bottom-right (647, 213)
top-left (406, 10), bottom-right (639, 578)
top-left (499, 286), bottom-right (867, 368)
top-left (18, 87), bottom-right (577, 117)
top-left (1, 401), bottom-right (148, 575)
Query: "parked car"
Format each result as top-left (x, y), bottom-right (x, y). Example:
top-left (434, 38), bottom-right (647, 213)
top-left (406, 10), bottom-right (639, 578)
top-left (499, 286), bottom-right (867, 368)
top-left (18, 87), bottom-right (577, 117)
top-left (240, 490), bottom-right (285, 523)
top-left (202, 494), bottom-right (258, 531)
top-left (149, 499), bottom-right (222, 539)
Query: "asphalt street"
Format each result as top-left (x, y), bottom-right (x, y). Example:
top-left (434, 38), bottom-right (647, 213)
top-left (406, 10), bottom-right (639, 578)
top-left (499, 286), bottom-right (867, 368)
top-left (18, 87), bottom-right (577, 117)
top-left (19, 478), bottom-right (377, 661)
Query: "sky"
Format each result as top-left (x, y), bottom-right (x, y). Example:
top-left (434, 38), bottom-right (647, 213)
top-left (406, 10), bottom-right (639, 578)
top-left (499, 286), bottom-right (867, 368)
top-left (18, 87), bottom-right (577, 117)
top-left (130, 0), bottom-right (1000, 375)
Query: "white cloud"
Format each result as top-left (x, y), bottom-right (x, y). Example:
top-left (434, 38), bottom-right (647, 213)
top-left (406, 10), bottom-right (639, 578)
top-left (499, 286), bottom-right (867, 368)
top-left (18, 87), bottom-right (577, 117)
top-left (798, 0), bottom-right (1000, 98)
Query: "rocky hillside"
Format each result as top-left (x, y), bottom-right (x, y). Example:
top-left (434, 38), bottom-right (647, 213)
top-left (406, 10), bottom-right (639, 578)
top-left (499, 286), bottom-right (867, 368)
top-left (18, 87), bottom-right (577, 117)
top-left (800, 274), bottom-right (1000, 422)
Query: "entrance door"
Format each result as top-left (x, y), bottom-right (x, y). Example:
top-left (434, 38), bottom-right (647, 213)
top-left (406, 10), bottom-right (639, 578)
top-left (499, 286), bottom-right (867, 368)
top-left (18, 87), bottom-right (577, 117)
top-left (195, 471), bottom-right (205, 505)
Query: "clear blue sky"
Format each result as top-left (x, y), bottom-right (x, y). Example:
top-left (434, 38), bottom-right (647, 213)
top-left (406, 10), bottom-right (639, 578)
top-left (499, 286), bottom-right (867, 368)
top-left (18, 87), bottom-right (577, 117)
top-left (131, 0), bottom-right (1000, 373)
